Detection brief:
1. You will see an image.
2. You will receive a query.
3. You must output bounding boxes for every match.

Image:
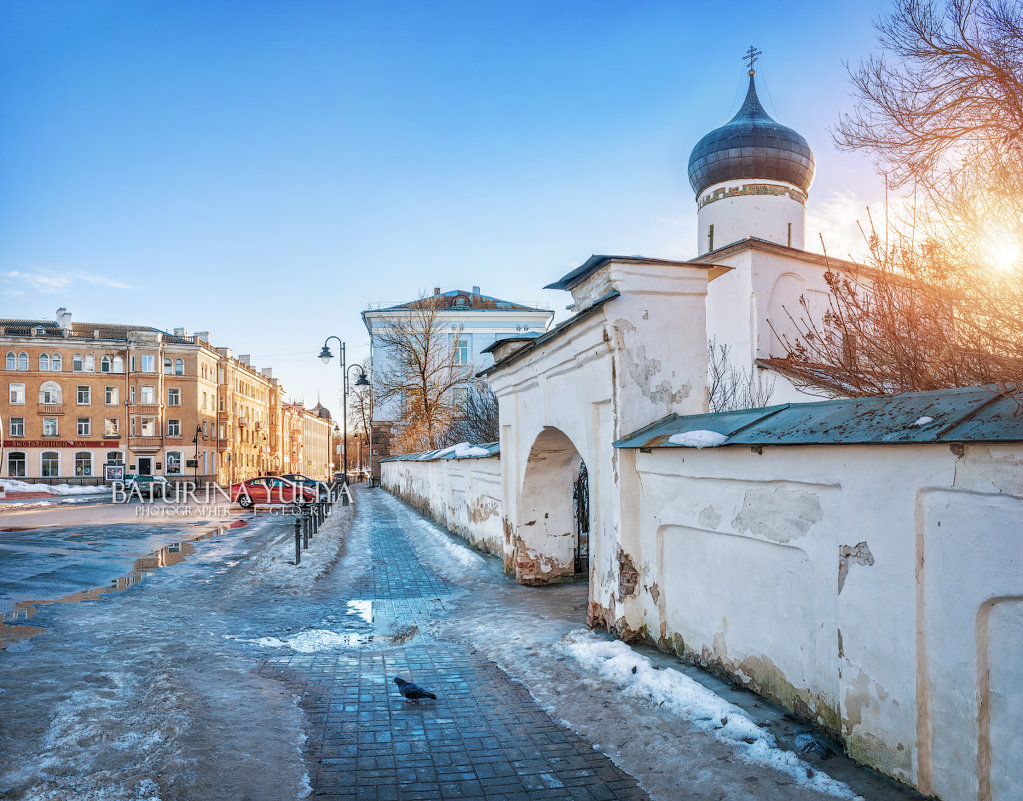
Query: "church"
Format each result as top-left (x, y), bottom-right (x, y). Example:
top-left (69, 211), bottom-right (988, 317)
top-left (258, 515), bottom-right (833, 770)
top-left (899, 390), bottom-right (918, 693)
top-left (382, 57), bottom-right (1023, 801)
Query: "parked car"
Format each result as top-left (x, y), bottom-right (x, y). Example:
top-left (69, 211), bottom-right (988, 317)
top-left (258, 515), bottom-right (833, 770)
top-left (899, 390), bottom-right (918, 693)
top-left (280, 473), bottom-right (330, 500)
top-left (119, 474), bottom-right (170, 500)
top-left (230, 476), bottom-right (316, 508)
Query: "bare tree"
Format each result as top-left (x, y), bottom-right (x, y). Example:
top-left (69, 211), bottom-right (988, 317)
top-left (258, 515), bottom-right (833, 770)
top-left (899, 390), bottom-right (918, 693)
top-left (835, 0), bottom-right (1023, 199)
top-left (708, 339), bottom-right (776, 411)
top-left (438, 380), bottom-right (500, 446)
top-left (347, 358), bottom-right (372, 437)
top-left (774, 1), bottom-right (1023, 397)
top-left (374, 295), bottom-right (469, 452)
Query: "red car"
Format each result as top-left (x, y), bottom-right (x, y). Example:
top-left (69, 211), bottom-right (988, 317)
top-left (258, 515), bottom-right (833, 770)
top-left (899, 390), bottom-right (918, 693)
top-left (230, 476), bottom-right (316, 508)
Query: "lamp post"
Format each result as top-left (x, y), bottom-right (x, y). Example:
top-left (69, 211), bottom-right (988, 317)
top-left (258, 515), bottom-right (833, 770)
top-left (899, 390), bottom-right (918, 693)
top-left (318, 338), bottom-right (369, 485)
top-left (192, 425), bottom-right (202, 480)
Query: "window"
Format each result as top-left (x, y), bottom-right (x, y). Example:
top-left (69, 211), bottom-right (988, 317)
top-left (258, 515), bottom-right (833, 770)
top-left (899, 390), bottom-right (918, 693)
top-left (9, 417), bottom-right (24, 437)
top-left (105, 386), bottom-right (119, 405)
top-left (452, 387), bottom-right (468, 411)
top-left (140, 417), bottom-right (156, 436)
top-left (130, 417), bottom-right (136, 436)
top-left (52, 353), bottom-right (62, 371)
top-left (166, 451), bottom-right (182, 475)
top-left (106, 451), bottom-right (124, 466)
top-left (167, 388), bottom-right (181, 406)
top-left (77, 385), bottom-right (91, 405)
top-left (141, 355), bottom-right (155, 372)
top-left (202, 421), bottom-right (208, 438)
top-left (167, 419), bottom-right (181, 437)
top-left (17, 352), bottom-right (28, 371)
top-left (104, 418), bottom-right (120, 437)
top-left (164, 357), bottom-right (172, 374)
top-left (452, 294), bottom-right (469, 307)
top-left (74, 451), bottom-right (92, 476)
top-left (39, 382), bottom-right (61, 404)
top-left (129, 386), bottom-right (136, 404)
top-left (111, 355), bottom-right (123, 373)
top-left (9, 383), bottom-right (25, 404)
top-left (7, 452), bottom-right (26, 477)
top-left (130, 355), bottom-right (134, 371)
top-left (5, 352), bottom-right (13, 370)
top-left (77, 417), bottom-right (91, 436)
top-left (175, 359), bottom-right (183, 375)
top-left (84, 355), bottom-right (95, 372)
top-left (101, 355), bottom-right (111, 372)
top-left (73, 354), bottom-right (83, 371)
top-left (39, 353), bottom-right (50, 371)
top-left (41, 451), bottom-right (59, 477)
top-left (43, 417), bottom-right (58, 437)
top-left (201, 391), bottom-right (207, 410)
top-left (140, 386), bottom-right (155, 404)
top-left (454, 338), bottom-right (469, 365)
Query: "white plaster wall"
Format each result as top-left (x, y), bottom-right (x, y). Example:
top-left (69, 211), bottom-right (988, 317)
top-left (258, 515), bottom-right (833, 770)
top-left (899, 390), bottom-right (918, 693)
top-left (698, 179), bottom-right (806, 255)
top-left (625, 442), bottom-right (1023, 799)
top-left (380, 455), bottom-right (504, 555)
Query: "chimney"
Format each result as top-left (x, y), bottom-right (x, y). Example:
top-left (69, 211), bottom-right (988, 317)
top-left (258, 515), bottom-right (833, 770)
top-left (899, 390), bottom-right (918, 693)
top-left (472, 285), bottom-right (480, 295)
top-left (173, 327), bottom-right (188, 339)
top-left (194, 331), bottom-right (209, 343)
top-left (238, 354), bottom-right (251, 366)
top-left (433, 287), bottom-right (440, 296)
top-left (56, 307), bottom-right (72, 332)
top-left (261, 367), bottom-right (273, 379)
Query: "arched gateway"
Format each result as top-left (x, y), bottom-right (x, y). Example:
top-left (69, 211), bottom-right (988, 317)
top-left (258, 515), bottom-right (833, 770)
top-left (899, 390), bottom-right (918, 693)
top-left (482, 256), bottom-right (720, 624)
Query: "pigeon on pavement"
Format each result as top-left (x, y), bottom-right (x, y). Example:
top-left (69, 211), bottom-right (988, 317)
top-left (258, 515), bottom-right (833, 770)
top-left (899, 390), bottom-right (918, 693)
top-left (393, 677), bottom-right (437, 703)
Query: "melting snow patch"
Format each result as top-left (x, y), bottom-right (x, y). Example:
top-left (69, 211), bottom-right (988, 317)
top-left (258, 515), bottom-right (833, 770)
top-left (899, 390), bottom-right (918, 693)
top-left (0, 478), bottom-right (107, 495)
top-left (667, 430), bottom-right (728, 449)
top-left (227, 630), bottom-right (370, 652)
top-left (910, 416), bottom-right (934, 427)
top-left (560, 630), bottom-right (862, 799)
top-left (430, 442), bottom-right (491, 459)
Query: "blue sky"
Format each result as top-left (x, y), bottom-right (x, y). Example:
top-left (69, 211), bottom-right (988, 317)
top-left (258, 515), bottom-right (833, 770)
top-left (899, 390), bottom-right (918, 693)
top-left (0, 0), bottom-right (894, 417)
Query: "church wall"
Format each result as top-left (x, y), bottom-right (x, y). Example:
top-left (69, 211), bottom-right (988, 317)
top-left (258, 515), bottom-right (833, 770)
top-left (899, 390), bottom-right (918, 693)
top-left (380, 453), bottom-right (504, 556)
top-left (625, 441), bottom-right (1023, 799)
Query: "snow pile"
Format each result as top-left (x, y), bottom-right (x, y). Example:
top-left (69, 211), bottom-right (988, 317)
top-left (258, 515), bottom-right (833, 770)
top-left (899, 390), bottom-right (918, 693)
top-left (560, 630), bottom-right (862, 800)
top-left (910, 416), bottom-right (934, 427)
top-left (409, 515), bottom-right (485, 574)
top-left (667, 430), bottom-right (728, 449)
top-left (243, 502), bottom-right (355, 593)
top-left (0, 478), bottom-right (106, 495)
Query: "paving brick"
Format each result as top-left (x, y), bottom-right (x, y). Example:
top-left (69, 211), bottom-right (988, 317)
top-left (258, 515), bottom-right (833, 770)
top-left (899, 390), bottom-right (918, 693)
top-left (259, 490), bottom-right (647, 801)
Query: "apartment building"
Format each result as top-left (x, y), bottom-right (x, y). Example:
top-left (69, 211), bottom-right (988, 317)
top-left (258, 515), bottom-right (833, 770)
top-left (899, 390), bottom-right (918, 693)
top-left (0, 308), bottom-right (323, 485)
top-left (281, 401), bottom-right (332, 481)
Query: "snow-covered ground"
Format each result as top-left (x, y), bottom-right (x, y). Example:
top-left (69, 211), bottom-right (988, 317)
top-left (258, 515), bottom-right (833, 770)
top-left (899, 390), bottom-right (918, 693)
top-left (0, 478), bottom-right (107, 495)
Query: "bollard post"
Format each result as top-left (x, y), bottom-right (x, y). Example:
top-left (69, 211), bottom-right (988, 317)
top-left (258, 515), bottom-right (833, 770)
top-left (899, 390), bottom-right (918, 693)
top-left (294, 516), bottom-right (302, 565)
top-left (341, 483), bottom-right (350, 507)
top-left (311, 505), bottom-right (319, 535)
top-left (302, 510), bottom-right (310, 548)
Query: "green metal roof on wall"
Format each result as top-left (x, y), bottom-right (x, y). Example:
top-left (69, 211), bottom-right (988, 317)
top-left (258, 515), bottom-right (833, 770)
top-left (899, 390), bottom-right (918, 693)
top-left (614, 386), bottom-right (1023, 449)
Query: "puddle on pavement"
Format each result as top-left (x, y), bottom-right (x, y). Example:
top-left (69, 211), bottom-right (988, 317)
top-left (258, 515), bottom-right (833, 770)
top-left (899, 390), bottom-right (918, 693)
top-left (0, 524), bottom-right (231, 650)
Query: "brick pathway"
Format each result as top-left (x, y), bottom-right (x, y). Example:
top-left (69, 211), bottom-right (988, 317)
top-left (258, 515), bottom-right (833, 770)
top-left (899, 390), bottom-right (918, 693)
top-left (259, 490), bottom-right (647, 801)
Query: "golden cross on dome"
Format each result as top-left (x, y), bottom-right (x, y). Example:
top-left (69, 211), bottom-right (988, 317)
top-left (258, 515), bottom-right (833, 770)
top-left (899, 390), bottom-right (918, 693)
top-left (744, 45), bottom-right (762, 73)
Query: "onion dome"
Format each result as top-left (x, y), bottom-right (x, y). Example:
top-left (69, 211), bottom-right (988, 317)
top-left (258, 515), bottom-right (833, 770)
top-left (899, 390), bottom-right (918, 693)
top-left (688, 71), bottom-right (815, 198)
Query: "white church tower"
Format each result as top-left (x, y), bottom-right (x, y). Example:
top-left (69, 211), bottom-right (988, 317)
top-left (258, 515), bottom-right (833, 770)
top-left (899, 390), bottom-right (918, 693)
top-left (687, 53), bottom-right (815, 255)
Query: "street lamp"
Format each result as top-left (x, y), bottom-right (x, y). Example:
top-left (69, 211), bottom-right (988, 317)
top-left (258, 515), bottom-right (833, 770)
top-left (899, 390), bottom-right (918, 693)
top-left (318, 337), bottom-right (370, 484)
top-left (192, 425), bottom-right (202, 480)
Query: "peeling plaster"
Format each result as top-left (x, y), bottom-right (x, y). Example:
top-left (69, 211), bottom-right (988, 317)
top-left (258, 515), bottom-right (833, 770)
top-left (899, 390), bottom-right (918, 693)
top-left (838, 542), bottom-right (875, 594)
top-left (698, 504), bottom-right (722, 530)
top-left (617, 548), bottom-right (639, 600)
top-left (952, 446), bottom-right (1023, 495)
top-left (731, 487), bottom-right (823, 542)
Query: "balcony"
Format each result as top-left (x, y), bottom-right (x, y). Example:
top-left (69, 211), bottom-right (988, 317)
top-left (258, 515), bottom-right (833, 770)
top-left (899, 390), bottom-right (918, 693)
top-left (238, 416), bottom-right (249, 427)
top-left (128, 436), bottom-right (162, 451)
top-left (129, 404), bottom-right (160, 415)
top-left (38, 404), bottom-right (64, 415)
top-left (217, 411), bottom-right (230, 421)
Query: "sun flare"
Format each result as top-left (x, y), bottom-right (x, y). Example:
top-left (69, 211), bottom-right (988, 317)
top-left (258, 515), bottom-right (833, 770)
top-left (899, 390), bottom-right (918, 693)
top-left (982, 232), bottom-right (1022, 272)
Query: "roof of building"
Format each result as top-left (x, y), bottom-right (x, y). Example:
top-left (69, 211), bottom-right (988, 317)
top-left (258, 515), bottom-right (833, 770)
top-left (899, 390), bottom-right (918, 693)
top-left (545, 254), bottom-right (727, 293)
top-left (687, 71), bottom-right (815, 198)
top-left (479, 291), bottom-right (621, 377)
top-left (367, 290), bottom-right (549, 314)
top-left (614, 386), bottom-right (1023, 449)
top-left (0, 318), bottom-right (194, 344)
top-left (479, 332), bottom-right (541, 355)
